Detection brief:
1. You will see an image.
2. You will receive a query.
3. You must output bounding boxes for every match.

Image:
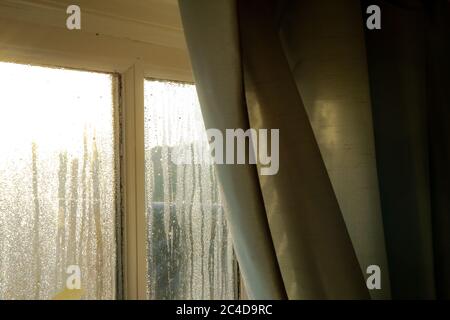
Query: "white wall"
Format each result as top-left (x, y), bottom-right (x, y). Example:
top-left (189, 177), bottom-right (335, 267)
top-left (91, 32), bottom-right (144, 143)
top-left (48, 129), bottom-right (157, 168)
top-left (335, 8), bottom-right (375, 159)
top-left (0, 0), bottom-right (192, 81)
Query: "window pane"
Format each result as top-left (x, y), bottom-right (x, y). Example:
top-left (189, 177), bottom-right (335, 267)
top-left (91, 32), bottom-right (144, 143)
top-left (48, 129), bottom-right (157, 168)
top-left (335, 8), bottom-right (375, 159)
top-left (144, 80), bottom-right (237, 299)
top-left (0, 62), bottom-right (118, 299)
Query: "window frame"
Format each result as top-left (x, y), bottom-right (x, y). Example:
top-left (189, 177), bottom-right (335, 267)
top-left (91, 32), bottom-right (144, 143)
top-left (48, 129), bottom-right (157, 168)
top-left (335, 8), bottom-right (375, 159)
top-left (0, 5), bottom-right (242, 299)
top-left (142, 78), bottom-right (242, 300)
top-left (0, 61), bottom-right (123, 299)
top-left (0, 0), bottom-right (193, 299)
top-left (121, 63), bottom-right (148, 300)
top-left (0, 59), bottom-right (187, 301)
top-left (0, 56), bottom-right (244, 300)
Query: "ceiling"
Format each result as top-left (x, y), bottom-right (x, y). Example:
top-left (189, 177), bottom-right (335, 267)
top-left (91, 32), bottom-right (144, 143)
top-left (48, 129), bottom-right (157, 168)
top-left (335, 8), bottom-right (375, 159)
top-left (0, 0), bottom-right (192, 80)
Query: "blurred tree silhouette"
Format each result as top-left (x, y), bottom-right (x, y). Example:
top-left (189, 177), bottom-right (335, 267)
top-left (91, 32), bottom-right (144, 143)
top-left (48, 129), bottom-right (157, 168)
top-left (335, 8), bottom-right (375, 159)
top-left (147, 143), bottom-right (232, 299)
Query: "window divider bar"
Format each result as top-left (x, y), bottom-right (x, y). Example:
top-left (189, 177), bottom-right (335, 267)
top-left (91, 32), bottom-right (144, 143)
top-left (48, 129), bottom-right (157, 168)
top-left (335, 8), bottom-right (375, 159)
top-left (122, 62), bottom-right (147, 300)
top-left (134, 63), bottom-right (148, 300)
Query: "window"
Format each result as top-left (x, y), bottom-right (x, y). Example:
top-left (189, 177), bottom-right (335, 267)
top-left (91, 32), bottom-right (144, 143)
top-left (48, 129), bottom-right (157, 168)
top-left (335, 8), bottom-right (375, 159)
top-left (0, 62), bottom-right (238, 300)
top-left (143, 80), bottom-right (238, 299)
top-left (0, 62), bottom-right (119, 299)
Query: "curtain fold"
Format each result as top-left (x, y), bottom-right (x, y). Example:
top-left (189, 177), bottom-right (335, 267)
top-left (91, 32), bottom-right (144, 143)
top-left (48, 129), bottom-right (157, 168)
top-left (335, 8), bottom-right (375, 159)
top-left (178, 0), bottom-right (286, 299)
top-left (362, 0), bottom-right (450, 299)
top-left (179, 0), bottom-right (369, 299)
top-left (426, 0), bottom-right (450, 299)
top-left (277, 0), bottom-right (392, 299)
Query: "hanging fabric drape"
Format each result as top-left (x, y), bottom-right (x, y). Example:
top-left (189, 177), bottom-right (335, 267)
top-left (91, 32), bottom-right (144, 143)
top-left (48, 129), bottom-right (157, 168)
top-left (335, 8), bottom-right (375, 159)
top-left (178, 0), bottom-right (369, 299)
top-left (177, 0), bottom-right (286, 299)
top-left (362, 0), bottom-right (450, 299)
top-left (277, 0), bottom-right (392, 300)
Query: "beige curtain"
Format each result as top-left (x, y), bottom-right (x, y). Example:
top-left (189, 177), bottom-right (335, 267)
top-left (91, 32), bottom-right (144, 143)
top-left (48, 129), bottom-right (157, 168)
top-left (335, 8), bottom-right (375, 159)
top-left (277, 0), bottom-right (391, 300)
top-left (362, 0), bottom-right (450, 299)
top-left (178, 0), bottom-right (369, 299)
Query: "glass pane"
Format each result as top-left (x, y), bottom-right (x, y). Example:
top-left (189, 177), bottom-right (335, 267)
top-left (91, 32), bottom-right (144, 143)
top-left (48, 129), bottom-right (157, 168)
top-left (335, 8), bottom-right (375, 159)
top-left (144, 80), bottom-right (236, 299)
top-left (0, 62), bottom-right (117, 300)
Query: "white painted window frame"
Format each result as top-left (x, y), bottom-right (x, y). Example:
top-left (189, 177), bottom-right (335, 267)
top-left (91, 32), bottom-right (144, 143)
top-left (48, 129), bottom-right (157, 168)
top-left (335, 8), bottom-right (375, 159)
top-left (0, 7), bottom-right (192, 298)
top-left (0, 0), bottom-right (244, 300)
top-left (0, 60), bottom-right (184, 300)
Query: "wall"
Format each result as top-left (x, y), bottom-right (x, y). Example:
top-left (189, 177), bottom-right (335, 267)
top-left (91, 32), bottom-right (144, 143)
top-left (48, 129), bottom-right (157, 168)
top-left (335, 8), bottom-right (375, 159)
top-left (0, 0), bottom-right (192, 81)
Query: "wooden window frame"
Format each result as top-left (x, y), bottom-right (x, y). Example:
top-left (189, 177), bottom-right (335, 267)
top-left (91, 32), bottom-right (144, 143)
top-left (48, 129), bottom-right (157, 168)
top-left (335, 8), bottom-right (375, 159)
top-left (0, 59), bottom-right (182, 300)
top-left (0, 57), bottom-right (153, 300)
top-left (0, 18), bottom-right (191, 300)
top-left (0, 1), bottom-right (243, 300)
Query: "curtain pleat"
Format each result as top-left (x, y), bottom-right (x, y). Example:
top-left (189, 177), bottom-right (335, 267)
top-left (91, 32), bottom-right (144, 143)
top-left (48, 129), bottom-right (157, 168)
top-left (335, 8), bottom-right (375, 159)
top-left (363, 0), bottom-right (450, 299)
top-left (178, 0), bottom-right (286, 299)
top-left (179, 0), bottom-right (369, 299)
top-left (238, 0), bottom-right (369, 299)
top-left (277, 0), bottom-right (392, 299)
top-left (425, 0), bottom-right (450, 299)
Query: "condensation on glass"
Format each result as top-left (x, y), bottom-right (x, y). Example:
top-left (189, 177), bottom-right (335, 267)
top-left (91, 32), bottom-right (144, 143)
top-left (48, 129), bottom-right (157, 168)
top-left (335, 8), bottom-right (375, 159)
top-left (144, 80), bottom-right (237, 299)
top-left (0, 62), bottom-right (118, 299)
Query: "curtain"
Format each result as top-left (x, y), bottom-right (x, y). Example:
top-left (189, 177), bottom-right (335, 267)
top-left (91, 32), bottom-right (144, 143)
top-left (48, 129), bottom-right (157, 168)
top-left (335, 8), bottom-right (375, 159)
top-left (177, 0), bottom-right (287, 299)
top-left (362, 0), bottom-right (450, 299)
top-left (178, 0), bottom-right (369, 299)
top-left (179, 0), bottom-right (450, 300)
top-left (277, 0), bottom-right (391, 300)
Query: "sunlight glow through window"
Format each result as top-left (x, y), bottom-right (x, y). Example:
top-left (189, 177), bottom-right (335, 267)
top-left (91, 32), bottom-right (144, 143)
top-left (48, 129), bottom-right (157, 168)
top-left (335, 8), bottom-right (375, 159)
top-left (0, 62), bottom-right (117, 300)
